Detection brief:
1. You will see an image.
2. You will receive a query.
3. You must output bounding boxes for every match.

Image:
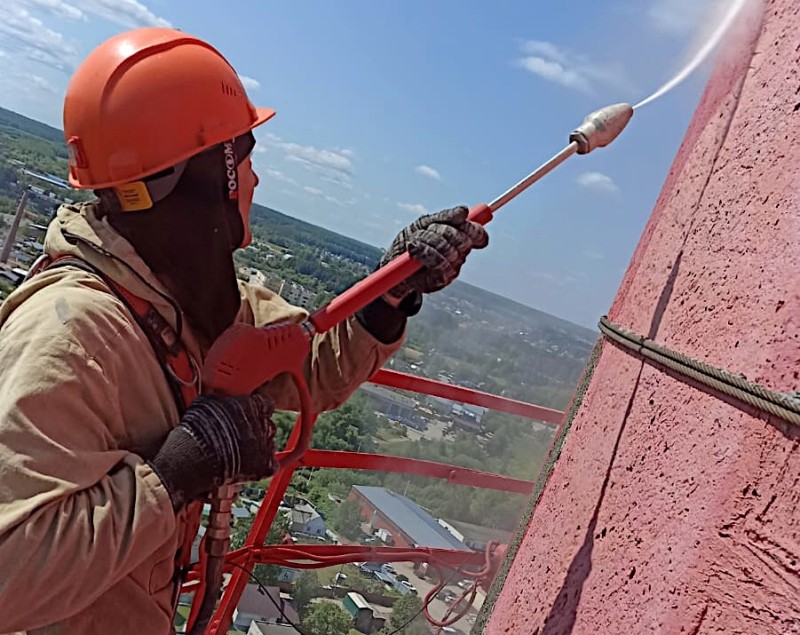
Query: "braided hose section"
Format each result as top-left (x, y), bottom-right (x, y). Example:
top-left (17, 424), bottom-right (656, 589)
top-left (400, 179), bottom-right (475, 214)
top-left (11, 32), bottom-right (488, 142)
top-left (599, 316), bottom-right (800, 426)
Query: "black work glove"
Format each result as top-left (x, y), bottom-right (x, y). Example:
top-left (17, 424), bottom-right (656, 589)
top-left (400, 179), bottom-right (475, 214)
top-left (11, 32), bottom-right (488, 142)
top-left (149, 394), bottom-right (278, 510)
top-left (381, 206), bottom-right (489, 303)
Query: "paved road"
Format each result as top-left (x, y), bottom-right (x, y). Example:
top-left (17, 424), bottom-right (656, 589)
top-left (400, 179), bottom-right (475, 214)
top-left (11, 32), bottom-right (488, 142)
top-left (394, 416), bottom-right (451, 442)
top-left (389, 559), bottom-right (481, 634)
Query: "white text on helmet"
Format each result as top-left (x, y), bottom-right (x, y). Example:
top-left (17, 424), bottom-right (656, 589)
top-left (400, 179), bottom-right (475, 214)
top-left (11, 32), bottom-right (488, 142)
top-left (223, 141), bottom-right (239, 200)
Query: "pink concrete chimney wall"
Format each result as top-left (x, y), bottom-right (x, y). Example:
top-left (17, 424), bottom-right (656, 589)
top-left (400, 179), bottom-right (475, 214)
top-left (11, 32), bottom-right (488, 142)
top-left (482, 1), bottom-right (799, 633)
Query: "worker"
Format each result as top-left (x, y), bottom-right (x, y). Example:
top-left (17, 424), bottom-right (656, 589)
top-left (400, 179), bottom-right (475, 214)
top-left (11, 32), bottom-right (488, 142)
top-left (0, 27), bottom-right (487, 635)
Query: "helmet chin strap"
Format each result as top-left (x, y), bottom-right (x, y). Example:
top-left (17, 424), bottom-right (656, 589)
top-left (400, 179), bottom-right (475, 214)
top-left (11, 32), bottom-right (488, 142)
top-left (96, 162), bottom-right (189, 214)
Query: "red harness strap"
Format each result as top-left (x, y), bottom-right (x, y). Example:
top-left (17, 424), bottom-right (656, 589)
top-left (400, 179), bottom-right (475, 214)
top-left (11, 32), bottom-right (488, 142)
top-left (42, 255), bottom-right (200, 410)
top-left (104, 279), bottom-right (200, 410)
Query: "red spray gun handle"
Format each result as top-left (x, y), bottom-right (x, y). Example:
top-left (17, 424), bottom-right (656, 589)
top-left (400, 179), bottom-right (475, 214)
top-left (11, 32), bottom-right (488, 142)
top-left (201, 203), bottom-right (493, 464)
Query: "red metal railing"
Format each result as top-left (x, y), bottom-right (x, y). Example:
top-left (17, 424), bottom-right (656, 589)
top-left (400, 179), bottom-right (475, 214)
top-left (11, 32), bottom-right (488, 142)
top-left (184, 369), bottom-right (564, 634)
top-left (373, 369), bottom-right (562, 424)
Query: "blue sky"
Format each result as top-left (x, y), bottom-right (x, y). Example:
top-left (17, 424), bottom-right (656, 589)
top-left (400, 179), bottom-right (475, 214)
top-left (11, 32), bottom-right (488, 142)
top-left (0, 0), bottom-right (735, 328)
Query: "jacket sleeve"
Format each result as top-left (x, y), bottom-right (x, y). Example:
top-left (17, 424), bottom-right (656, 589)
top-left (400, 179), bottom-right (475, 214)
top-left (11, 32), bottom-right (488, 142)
top-left (237, 282), bottom-right (405, 412)
top-left (0, 282), bottom-right (177, 631)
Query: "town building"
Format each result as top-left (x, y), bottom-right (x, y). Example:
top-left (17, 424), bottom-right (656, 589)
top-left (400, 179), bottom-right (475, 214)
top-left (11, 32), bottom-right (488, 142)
top-left (285, 502), bottom-right (327, 537)
top-left (358, 384), bottom-right (415, 422)
top-left (341, 592), bottom-right (386, 634)
top-left (233, 584), bottom-right (299, 632)
top-left (347, 485), bottom-right (468, 551)
top-left (278, 280), bottom-right (316, 310)
top-left (245, 268), bottom-right (284, 294)
top-left (247, 622), bottom-right (302, 635)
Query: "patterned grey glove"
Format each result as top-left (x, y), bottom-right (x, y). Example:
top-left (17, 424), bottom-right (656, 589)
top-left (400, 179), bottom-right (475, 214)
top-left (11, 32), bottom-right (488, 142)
top-left (381, 206), bottom-right (489, 302)
top-left (149, 394), bottom-right (278, 510)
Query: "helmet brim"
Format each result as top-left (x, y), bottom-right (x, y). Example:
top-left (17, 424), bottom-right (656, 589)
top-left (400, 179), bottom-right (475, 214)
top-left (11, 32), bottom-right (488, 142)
top-left (253, 107), bottom-right (277, 129)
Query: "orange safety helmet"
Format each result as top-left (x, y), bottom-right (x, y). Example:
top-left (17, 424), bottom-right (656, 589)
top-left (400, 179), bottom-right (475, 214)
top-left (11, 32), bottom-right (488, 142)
top-left (63, 27), bottom-right (275, 190)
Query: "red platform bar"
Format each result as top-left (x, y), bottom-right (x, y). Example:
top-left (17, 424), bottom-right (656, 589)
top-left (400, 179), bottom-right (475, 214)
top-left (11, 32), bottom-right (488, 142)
top-left (248, 544), bottom-right (487, 570)
top-left (371, 368), bottom-right (563, 425)
top-left (298, 449), bottom-right (535, 495)
top-left (202, 373), bottom-right (561, 632)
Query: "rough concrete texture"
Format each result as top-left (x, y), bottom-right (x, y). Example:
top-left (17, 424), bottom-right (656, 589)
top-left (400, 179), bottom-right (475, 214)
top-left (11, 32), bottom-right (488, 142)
top-left (483, 1), bottom-right (799, 633)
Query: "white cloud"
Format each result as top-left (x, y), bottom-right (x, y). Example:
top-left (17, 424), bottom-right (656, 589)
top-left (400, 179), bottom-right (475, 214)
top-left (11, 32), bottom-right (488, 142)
top-left (398, 202), bottom-right (428, 215)
top-left (337, 148), bottom-right (355, 158)
top-left (415, 165), bottom-right (442, 181)
top-left (321, 173), bottom-right (353, 190)
top-left (264, 168), bottom-right (296, 186)
top-left (0, 66), bottom-right (53, 104)
top-left (517, 56), bottom-right (591, 92)
top-left (519, 40), bottom-right (569, 65)
top-left (576, 171), bottom-right (620, 194)
top-left (239, 75), bottom-right (260, 91)
top-left (20, 0), bottom-right (85, 21)
top-left (264, 133), bottom-right (353, 176)
top-left (582, 250), bottom-right (606, 260)
top-left (29, 74), bottom-right (54, 92)
top-left (515, 40), bottom-right (633, 95)
top-left (300, 186), bottom-right (354, 207)
top-left (647, 0), bottom-right (707, 35)
top-left (79, 0), bottom-right (171, 28)
top-left (2, 0), bottom-right (171, 74)
top-left (527, 271), bottom-right (578, 287)
top-left (0, 6), bottom-right (79, 71)
top-left (324, 194), bottom-right (355, 207)
top-left (286, 148), bottom-right (352, 174)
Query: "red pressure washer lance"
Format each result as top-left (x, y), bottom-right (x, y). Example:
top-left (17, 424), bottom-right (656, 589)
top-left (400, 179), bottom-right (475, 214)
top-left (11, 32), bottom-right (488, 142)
top-left (188, 103), bottom-right (634, 634)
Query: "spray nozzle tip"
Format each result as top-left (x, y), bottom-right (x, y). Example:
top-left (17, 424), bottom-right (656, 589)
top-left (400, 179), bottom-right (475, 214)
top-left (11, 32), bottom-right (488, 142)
top-left (570, 103), bottom-right (633, 154)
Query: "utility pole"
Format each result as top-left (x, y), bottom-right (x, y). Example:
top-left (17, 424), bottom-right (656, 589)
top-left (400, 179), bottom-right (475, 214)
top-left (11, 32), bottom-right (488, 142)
top-left (0, 191), bottom-right (28, 265)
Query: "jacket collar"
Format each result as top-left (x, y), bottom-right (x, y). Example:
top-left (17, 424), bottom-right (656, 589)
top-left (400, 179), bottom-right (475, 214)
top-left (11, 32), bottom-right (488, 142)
top-left (44, 202), bottom-right (204, 360)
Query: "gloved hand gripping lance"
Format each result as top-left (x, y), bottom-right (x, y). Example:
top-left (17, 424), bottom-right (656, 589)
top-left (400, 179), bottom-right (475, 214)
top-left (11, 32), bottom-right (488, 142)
top-left (190, 102), bottom-right (633, 634)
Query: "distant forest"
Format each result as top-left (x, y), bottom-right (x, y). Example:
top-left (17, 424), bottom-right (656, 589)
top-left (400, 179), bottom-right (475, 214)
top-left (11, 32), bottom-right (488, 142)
top-left (251, 204), bottom-right (382, 267)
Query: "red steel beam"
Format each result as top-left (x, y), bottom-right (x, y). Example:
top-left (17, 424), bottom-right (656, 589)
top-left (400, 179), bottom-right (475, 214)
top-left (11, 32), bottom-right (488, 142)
top-left (249, 544), bottom-right (487, 570)
top-left (371, 368), bottom-right (563, 425)
top-left (188, 544), bottom-right (486, 579)
top-left (202, 374), bottom-right (560, 632)
top-left (298, 449), bottom-right (535, 495)
top-left (206, 465), bottom-right (296, 634)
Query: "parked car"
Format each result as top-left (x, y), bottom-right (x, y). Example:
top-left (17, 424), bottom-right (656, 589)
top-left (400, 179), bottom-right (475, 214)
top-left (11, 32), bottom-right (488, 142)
top-left (396, 573), bottom-right (409, 583)
top-left (441, 591), bottom-right (457, 604)
top-left (457, 579), bottom-right (472, 589)
top-left (399, 580), bottom-right (418, 595)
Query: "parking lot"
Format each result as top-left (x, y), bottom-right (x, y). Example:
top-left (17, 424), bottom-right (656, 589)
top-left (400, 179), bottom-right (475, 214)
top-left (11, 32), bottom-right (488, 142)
top-left (377, 559), bottom-right (481, 634)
